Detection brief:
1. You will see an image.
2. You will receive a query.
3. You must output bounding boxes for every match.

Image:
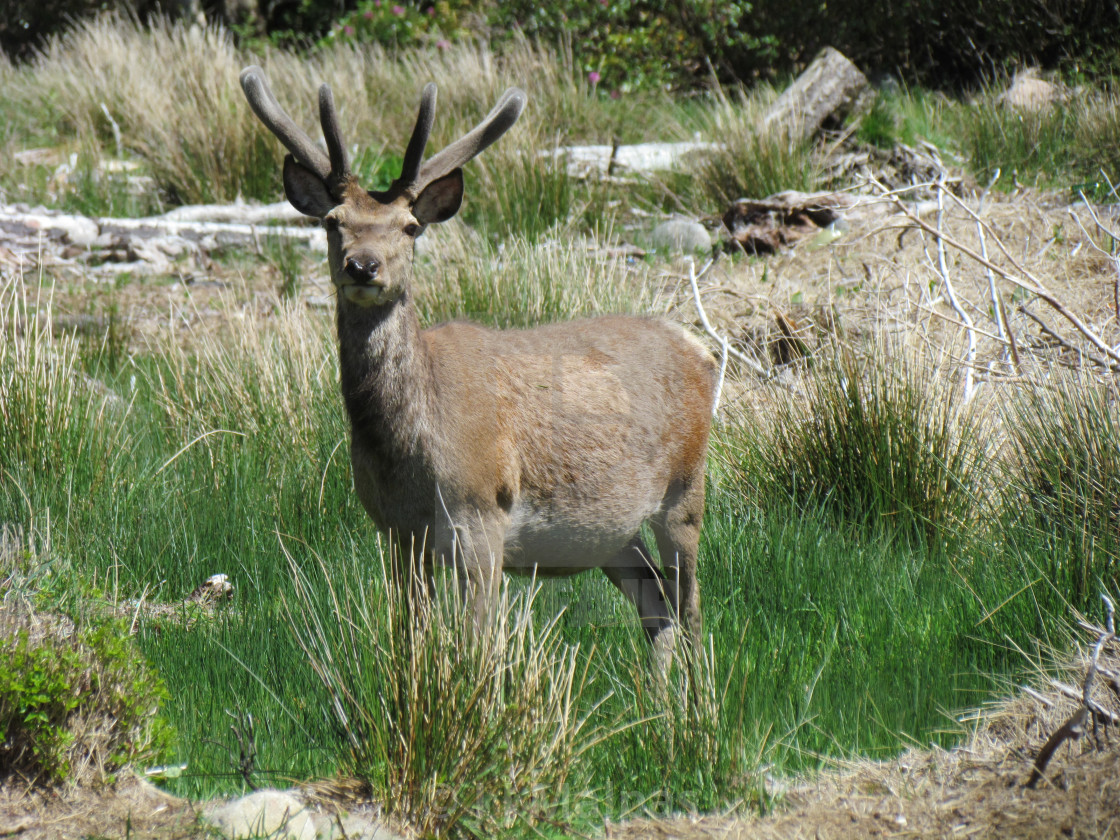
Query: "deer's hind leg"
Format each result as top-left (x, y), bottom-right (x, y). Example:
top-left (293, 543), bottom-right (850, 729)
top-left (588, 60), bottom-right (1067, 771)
top-left (651, 470), bottom-right (705, 655)
top-left (602, 535), bottom-right (677, 673)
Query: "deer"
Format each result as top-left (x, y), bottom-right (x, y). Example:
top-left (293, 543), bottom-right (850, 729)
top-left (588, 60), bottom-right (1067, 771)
top-left (239, 65), bottom-right (717, 669)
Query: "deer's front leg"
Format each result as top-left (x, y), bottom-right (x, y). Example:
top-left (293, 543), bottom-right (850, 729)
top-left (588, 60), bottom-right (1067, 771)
top-left (434, 491), bottom-right (506, 634)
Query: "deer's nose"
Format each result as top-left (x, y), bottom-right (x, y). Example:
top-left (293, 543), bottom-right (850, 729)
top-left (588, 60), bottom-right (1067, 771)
top-left (344, 256), bottom-right (381, 284)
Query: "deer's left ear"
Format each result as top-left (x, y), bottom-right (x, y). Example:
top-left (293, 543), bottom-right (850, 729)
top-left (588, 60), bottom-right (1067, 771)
top-left (412, 169), bottom-right (464, 225)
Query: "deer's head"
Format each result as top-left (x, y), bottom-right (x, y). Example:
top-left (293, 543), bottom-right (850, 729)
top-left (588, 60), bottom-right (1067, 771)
top-left (240, 67), bottom-right (525, 308)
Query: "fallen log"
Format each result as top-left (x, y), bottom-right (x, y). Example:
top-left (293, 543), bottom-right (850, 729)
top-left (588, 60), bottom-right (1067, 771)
top-left (763, 47), bottom-right (871, 141)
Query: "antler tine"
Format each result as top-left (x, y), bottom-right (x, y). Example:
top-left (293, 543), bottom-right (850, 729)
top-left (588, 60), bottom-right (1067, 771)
top-left (240, 65), bottom-right (331, 182)
top-left (412, 87), bottom-right (527, 196)
top-left (396, 83), bottom-right (437, 192)
top-left (318, 83), bottom-right (350, 187)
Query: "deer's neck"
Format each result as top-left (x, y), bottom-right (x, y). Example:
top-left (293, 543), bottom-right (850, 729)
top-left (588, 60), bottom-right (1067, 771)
top-left (336, 293), bottom-right (436, 468)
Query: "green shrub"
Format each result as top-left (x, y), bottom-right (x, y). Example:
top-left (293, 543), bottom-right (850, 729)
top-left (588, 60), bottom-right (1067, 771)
top-left (322, 1), bottom-right (467, 50)
top-left (0, 613), bottom-right (174, 785)
top-left (488, 0), bottom-right (774, 92)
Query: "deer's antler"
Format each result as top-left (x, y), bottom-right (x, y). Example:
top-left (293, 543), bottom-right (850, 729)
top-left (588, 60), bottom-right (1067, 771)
top-left (240, 65), bottom-right (350, 193)
top-left (378, 84), bottom-right (526, 201)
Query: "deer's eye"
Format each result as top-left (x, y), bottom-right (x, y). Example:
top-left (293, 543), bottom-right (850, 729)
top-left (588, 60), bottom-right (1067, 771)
top-left (403, 223), bottom-right (421, 238)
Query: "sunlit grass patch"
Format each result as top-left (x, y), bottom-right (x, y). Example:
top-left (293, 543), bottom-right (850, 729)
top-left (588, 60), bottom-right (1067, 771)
top-left (1003, 371), bottom-right (1120, 607)
top-left (719, 346), bottom-right (989, 543)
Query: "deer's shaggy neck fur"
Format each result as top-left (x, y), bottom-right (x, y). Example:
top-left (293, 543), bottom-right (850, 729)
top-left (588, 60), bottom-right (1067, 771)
top-left (336, 292), bottom-right (439, 536)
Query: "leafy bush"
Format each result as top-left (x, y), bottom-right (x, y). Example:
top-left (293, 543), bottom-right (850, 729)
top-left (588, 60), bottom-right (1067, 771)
top-left (323, 0), bottom-right (466, 50)
top-left (0, 612), bottom-right (174, 785)
top-left (487, 0), bottom-right (774, 92)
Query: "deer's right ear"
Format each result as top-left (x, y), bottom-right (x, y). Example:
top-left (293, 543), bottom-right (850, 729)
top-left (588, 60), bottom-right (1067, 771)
top-left (283, 155), bottom-right (337, 218)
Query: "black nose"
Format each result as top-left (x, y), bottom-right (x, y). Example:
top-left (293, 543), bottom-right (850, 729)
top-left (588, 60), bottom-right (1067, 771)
top-left (345, 256), bottom-right (380, 284)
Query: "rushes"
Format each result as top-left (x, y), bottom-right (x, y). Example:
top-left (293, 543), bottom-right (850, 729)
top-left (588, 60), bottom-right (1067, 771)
top-left (287, 549), bottom-right (592, 839)
top-left (1004, 371), bottom-right (1120, 605)
top-left (723, 347), bottom-right (988, 542)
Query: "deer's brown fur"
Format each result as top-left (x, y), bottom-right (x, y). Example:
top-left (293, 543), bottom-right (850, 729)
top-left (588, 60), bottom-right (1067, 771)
top-left (241, 66), bottom-right (716, 664)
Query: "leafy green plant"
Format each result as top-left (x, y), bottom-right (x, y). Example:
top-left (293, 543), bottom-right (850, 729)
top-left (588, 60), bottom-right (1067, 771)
top-left (0, 614), bottom-right (174, 785)
top-left (323, 1), bottom-right (466, 50)
top-left (488, 0), bottom-right (774, 91)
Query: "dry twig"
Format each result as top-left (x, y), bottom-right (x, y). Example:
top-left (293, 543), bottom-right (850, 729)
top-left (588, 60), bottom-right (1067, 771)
top-left (686, 258), bottom-right (769, 411)
top-left (1027, 594), bottom-right (1117, 788)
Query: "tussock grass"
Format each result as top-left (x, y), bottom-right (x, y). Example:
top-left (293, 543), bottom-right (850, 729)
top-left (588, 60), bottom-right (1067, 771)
top-left (721, 346), bottom-right (988, 542)
top-left (289, 551), bottom-right (593, 839)
top-left (958, 87), bottom-right (1120, 193)
top-left (1004, 371), bottom-right (1120, 606)
top-left (416, 228), bottom-right (654, 328)
top-left (687, 86), bottom-right (821, 207)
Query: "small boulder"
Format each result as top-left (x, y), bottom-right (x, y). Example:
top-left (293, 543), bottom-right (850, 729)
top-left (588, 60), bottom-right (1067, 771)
top-left (1000, 70), bottom-right (1065, 111)
top-left (204, 789), bottom-right (317, 840)
top-left (650, 218), bottom-right (711, 254)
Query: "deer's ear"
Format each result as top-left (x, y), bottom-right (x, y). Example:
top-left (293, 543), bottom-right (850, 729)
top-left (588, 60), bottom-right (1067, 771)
top-left (412, 169), bottom-right (464, 226)
top-left (283, 155), bottom-right (337, 218)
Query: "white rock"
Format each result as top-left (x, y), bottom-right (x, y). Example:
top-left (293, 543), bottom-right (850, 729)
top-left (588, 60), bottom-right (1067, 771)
top-left (650, 218), bottom-right (711, 254)
top-left (204, 790), bottom-right (317, 840)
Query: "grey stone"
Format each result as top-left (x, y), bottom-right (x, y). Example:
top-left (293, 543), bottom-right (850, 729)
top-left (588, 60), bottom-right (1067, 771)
top-left (314, 812), bottom-right (405, 840)
top-left (650, 218), bottom-right (711, 254)
top-left (204, 789), bottom-right (317, 840)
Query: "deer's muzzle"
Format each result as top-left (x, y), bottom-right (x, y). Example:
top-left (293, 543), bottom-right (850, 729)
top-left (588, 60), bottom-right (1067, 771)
top-left (344, 255), bottom-right (381, 285)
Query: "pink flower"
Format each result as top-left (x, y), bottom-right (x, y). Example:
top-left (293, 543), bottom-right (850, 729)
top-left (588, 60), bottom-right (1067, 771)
top-left (363, 9), bottom-right (373, 18)
top-left (588, 70), bottom-right (601, 85)
top-left (374, 0), bottom-right (381, 5)
top-left (436, 38), bottom-right (450, 49)
top-left (427, 6), bottom-right (436, 15)
top-left (344, 24), bottom-right (355, 35)
top-left (392, 4), bottom-right (404, 14)
top-left (610, 89), bottom-right (620, 99)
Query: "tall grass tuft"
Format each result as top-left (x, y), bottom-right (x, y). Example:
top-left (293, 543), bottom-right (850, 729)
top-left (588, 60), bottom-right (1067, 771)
top-left (34, 15), bottom-right (279, 204)
top-left (688, 86), bottom-right (820, 210)
top-left (287, 548), bottom-right (594, 839)
top-left (416, 230), bottom-right (653, 328)
top-left (958, 87), bottom-right (1120, 192)
top-left (1004, 372), bottom-right (1120, 605)
top-left (598, 635), bottom-right (762, 815)
top-left (0, 272), bottom-right (131, 514)
top-left (722, 348), bottom-right (986, 541)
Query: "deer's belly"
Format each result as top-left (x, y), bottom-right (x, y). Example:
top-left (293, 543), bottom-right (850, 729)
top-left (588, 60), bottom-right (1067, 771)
top-left (501, 502), bottom-right (648, 572)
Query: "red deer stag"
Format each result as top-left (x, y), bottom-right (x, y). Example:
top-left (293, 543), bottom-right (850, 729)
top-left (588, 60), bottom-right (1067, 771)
top-left (240, 66), bottom-right (716, 668)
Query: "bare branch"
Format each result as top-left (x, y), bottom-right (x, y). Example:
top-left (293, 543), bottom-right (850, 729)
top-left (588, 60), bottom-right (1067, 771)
top-left (686, 258), bottom-right (769, 391)
top-left (871, 177), bottom-right (1120, 368)
top-left (1028, 595), bottom-right (1119, 788)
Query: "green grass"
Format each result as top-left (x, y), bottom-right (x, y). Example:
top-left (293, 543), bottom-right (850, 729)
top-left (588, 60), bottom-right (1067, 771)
top-left (0, 259), bottom-right (1076, 836)
top-left (721, 348), bottom-right (987, 544)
